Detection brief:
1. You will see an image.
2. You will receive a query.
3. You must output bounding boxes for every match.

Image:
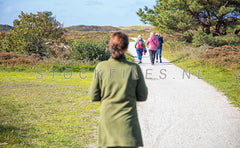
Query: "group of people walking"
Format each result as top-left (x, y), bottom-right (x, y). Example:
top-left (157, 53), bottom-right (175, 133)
top-left (135, 31), bottom-right (164, 65)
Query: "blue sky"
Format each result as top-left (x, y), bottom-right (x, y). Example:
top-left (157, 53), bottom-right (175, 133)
top-left (0, 0), bottom-right (155, 27)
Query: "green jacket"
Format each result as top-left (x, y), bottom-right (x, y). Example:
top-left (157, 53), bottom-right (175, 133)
top-left (89, 56), bottom-right (148, 147)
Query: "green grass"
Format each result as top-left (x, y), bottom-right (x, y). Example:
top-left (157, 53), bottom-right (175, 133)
top-left (0, 71), bottom-right (100, 147)
top-left (129, 38), bottom-right (135, 42)
top-left (126, 52), bottom-right (135, 62)
top-left (0, 64), bottom-right (96, 73)
top-left (163, 51), bottom-right (240, 108)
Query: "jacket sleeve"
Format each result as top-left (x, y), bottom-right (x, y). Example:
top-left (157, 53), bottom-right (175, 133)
top-left (136, 65), bottom-right (148, 101)
top-left (89, 65), bottom-right (102, 101)
top-left (146, 39), bottom-right (150, 46)
top-left (155, 37), bottom-right (159, 47)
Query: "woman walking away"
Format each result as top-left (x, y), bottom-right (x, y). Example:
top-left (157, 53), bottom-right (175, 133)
top-left (135, 35), bottom-right (145, 64)
top-left (89, 32), bottom-right (148, 148)
top-left (155, 32), bottom-right (164, 63)
top-left (146, 32), bottom-right (159, 65)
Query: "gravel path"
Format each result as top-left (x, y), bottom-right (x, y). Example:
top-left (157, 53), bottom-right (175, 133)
top-left (129, 41), bottom-right (240, 148)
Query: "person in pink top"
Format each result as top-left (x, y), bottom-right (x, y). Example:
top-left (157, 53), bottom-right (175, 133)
top-left (146, 32), bottom-right (159, 65)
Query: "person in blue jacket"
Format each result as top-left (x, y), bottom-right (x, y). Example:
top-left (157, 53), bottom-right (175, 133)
top-left (135, 35), bottom-right (145, 64)
top-left (155, 32), bottom-right (164, 63)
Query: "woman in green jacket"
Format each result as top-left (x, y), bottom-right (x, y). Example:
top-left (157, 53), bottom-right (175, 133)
top-left (89, 32), bottom-right (148, 148)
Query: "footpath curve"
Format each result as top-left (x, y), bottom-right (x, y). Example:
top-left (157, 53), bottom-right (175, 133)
top-left (128, 40), bottom-right (240, 148)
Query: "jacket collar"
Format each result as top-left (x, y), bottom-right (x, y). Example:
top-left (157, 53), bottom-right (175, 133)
top-left (108, 55), bottom-right (127, 62)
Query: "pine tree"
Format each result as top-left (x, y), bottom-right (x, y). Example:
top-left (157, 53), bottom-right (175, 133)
top-left (137, 0), bottom-right (240, 36)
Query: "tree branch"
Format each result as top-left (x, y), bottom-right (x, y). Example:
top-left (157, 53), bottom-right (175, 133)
top-left (224, 0), bottom-right (229, 7)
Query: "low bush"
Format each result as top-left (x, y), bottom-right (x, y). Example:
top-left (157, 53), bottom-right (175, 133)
top-left (192, 31), bottom-right (240, 47)
top-left (70, 37), bottom-right (110, 62)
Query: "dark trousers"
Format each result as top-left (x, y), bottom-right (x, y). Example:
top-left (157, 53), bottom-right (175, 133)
top-left (149, 50), bottom-right (157, 64)
top-left (107, 147), bottom-right (137, 148)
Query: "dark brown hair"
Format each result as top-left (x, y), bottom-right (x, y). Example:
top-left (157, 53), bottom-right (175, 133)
top-left (109, 32), bottom-right (129, 59)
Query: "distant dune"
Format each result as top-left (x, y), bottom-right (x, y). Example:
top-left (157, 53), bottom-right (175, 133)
top-left (66, 25), bottom-right (153, 32)
top-left (66, 25), bottom-right (121, 32)
top-left (0, 24), bottom-right (153, 32)
top-left (118, 26), bottom-right (153, 31)
top-left (0, 24), bottom-right (14, 32)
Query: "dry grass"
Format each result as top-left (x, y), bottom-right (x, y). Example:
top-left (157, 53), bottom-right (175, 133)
top-left (0, 52), bottom-right (40, 65)
top-left (201, 45), bottom-right (240, 71)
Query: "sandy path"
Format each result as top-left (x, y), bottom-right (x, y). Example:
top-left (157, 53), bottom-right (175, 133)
top-left (129, 41), bottom-right (240, 148)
